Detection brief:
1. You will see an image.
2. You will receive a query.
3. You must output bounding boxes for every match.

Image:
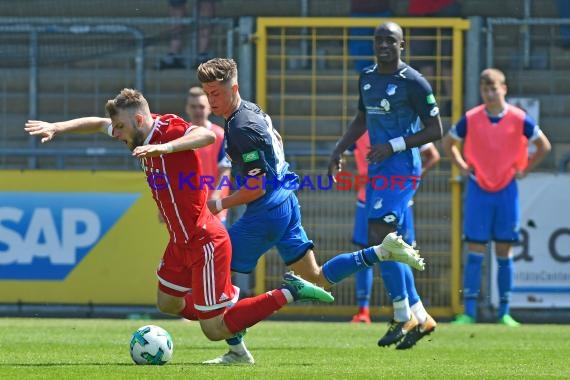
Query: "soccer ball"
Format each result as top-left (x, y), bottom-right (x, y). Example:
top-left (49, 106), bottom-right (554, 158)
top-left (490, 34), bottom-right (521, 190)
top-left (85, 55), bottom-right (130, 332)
top-left (129, 325), bottom-right (174, 365)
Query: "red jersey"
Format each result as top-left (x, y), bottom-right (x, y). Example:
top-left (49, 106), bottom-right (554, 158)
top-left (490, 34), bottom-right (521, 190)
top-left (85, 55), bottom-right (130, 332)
top-left (408, 0), bottom-right (456, 15)
top-left (194, 121), bottom-right (230, 221)
top-left (354, 132), bottom-right (370, 203)
top-left (140, 113), bottom-right (210, 244)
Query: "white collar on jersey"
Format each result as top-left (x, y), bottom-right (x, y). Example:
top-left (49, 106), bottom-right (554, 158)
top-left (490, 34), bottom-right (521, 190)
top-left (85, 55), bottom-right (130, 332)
top-left (484, 104), bottom-right (508, 118)
top-left (143, 116), bottom-right (161, 145)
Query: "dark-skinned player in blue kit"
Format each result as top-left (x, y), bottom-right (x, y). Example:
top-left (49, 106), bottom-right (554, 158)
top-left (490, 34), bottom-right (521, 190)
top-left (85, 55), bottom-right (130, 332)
top-left (328, 21), bottom-right (443, 349)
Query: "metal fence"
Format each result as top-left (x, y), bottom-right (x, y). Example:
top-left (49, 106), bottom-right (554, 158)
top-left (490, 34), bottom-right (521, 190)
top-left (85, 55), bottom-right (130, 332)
top-left (256, 17), bottom-right (470, 167)
top-left (254, 17), bottom-right (470, 318)
top-left (0, 16), bottom-right (235, 170)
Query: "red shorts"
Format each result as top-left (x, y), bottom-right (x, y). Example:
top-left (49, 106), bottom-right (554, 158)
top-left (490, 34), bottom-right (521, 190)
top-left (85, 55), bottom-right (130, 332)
top-left (157, 215), bottom-right (238, 317)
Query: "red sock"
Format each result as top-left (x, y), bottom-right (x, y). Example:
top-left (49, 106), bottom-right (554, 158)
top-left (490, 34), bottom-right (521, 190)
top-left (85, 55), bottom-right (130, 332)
top-left (223, 289), bottom-right (288, 333)
top-left (358, 306), bottom-right (370, 316)
top-left (180, 293), bottom-right (199, 321)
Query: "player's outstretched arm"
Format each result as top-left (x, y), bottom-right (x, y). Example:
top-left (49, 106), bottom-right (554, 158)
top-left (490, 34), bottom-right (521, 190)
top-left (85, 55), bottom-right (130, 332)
top-left (25, 117), bottom-right (111, 143)
top-left (132, 125), bottom-right (216, 158)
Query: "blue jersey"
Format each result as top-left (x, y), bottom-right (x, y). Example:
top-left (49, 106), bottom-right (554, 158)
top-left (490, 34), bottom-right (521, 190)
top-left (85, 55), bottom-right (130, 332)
top-left (224, 100), bottom-right (298, 215)
top-left (358, 63), bottom-right (438, 177)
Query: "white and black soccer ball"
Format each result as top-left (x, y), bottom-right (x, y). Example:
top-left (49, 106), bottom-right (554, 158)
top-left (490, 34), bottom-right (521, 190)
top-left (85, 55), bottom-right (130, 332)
top-left (129, 325), bottom-right (174, 365)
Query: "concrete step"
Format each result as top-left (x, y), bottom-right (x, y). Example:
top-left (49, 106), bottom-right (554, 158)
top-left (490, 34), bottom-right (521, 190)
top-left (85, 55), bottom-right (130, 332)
top-left (0, 26), bottom-right (231, 72)
top-left (266, 94), bottom-right (357, 118)
top-left (539, 116), bottom-right (570, 142)
top-left (267, 72), bottom-right (360, 95)
top-left (3, 67), bottom-right (193, 93)
top-left (506, 69), bottom-right (570, 94)
top-left (270, 116), bottom-right (345, 138)
top-left (0, 0), bottom-right (342, 19)
top-left (547, 46), bottom-right (570, 70)
top-left (462, 0), bottom-right (557, 17)
top-left (507, 94), bottom-right (570, 118)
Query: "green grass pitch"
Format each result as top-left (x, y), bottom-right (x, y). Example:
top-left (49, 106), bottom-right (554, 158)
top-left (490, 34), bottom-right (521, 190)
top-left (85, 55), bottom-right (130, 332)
top-left (0, 318), bottom-right (568, 379)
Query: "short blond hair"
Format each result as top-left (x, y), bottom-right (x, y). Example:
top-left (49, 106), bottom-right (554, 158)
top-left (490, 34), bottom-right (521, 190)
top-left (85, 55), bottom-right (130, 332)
top-left (105, 88), bottom-right (149, 117)
top-left (188, 86), bottom-right (206, 98)
top-left (196, 58), bottom-right (238, 85)
top-left (480, 68), bottom-right (506, 86)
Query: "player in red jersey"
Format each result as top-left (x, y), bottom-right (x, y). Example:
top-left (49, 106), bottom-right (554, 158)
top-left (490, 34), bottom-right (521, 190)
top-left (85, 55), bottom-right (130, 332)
top-left (185, 86), bottom-right (231, 225)
top-left (25, 88), bottom-right (334, 364)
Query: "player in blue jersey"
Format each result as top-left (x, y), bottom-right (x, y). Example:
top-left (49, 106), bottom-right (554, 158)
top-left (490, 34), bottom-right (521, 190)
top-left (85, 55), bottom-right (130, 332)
top-left (196, 57), bottom-right (426, 364)
top-left (328, 22), bottom-right (443, 349)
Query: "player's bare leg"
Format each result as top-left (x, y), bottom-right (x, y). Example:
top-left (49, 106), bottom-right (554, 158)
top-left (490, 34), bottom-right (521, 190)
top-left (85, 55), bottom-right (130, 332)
top-left (289, 249), bottom-right (330, 289)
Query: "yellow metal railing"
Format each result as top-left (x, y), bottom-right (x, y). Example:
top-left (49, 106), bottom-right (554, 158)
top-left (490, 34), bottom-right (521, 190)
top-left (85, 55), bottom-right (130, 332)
top-left (255, 17), bottom-right (470, 318)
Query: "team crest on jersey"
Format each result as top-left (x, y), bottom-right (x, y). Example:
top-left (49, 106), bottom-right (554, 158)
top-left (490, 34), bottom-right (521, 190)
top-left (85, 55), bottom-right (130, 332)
top-left (373, 198), bottom-right (383, 210)
top-left (386, 84), bottom-right (397, 96)
top-left (363, 83), bottom-right (371, 91)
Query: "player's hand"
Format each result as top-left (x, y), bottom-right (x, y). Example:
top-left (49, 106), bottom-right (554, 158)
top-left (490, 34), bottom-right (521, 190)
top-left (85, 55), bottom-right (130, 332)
top-left (24, 120), bottom-right (57, 143)
top-left (206, 199), bottom-right (221, 215)
top-left (367, 143), bottom-right (393, 164)
top-left (515, 170), bottom-right (527, 179)
top-left (327, 154), bottom-right (345, 182)
top-left (132, 144), bottom-right (169, 158)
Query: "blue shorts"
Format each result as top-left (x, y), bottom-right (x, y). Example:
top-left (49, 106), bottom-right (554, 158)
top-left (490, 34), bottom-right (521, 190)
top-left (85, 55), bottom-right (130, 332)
top-left (353, 199), bottom-right (415, 247)
top-left (228, 193), bottom-right (314, 273)
top-left (366, 175), bottom-right (418, 227)
top-left (463, 177), bottom-right (520, 243)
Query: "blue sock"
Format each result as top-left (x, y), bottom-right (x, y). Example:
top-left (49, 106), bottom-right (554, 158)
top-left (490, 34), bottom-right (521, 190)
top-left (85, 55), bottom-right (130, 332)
top-left (403, 264), bottom-right (420, 306)
top-left (226, 335), bottom-right (242, 346)
top-left (355, 267), bottom-right (373, 308)
top-left (463, 252), bottom-right (484, 318)
top-left (322, 247), bottom-right (376, 284)
top-left (497, 256), bottom-right (513, 318)
top-left (379, 261), bottom-right (407, 303)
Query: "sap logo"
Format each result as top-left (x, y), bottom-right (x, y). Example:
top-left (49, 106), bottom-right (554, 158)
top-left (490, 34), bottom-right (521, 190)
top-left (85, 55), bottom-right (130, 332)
top-left (0, 192), bottom-right (139, 280)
